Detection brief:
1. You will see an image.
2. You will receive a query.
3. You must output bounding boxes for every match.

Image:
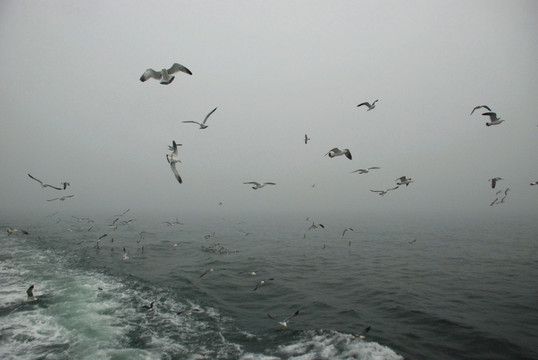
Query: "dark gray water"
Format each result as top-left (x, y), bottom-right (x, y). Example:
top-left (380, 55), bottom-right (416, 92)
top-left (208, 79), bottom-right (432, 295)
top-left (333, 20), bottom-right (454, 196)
top-left (1, 212), bottom-right (536, 359)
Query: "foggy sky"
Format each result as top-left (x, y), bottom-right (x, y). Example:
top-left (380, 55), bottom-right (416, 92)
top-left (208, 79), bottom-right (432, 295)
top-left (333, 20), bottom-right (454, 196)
top-left (1, 1), bottom-right (537, 221)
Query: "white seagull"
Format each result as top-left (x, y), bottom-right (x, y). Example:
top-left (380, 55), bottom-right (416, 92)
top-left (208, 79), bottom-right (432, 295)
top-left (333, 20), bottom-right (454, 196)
top-left (482, 112), bottom-right (505, 126)
top-left (166, 140), bottom-right (182, 184)
top-left (47, 195), bottom-right (74, 201)
top-left (267, 310), bottom-right (300, 329)
top-left (325, 148), bottom-right (352, 160)
top-left (470, 105), bottom-right (492, 115)
top-left (140, 63), bottom-right (192, 85)
top-left (352, 326), bottom-right (371, 340)
top-left (253, 278), bottom-right (274, 291)
top-left (28, 174), bottom-right (63, 190)
top-left (370, 186), bottom-right (399, 196)
top-left (182, 107), bottom-right (217, 129)
top-left (489, 177), bottom-right (502, 189)
top-left (395, 176), bottom-right (413, 186)
top-left (243, 182), bottom-right (276, 190)
top-left (357, 100), bottom-right (378, 111)
top-left (350, 167), bottom-right (380, 174)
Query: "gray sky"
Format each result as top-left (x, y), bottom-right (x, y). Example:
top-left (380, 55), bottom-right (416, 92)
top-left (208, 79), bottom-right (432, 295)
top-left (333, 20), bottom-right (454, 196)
top-left (1, 0), bottom-right (537, 221)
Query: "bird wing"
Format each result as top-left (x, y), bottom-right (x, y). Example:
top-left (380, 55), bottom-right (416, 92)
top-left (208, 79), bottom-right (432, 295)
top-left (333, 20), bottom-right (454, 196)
top-left (387, 186), bottom-right (399, 191)
top-left (202, 107), bottom-right (218, 125)
top-left (318, 224), bottom-right (325, 228)
top-left (244, 182), bottom-right (261, 186)
top-left (263, 182), bottom-right (276, 186)
top-left (357, 325), bottom-right (371, 337)
top-left (167, 63), bottom-right (193, 76)
top-left (28, 173), bottom-right (43, 185)
top-left (140, 69), bottom-right (162, 82)
top-left (357, 102), bottom-right (370, 108)
top-left (26, 285), bottom-right (34, 297)
top-left (344, 149), bottom-right (352, 160)
top-left (482, 112), bottom-right (497, 121)
top-left (470, 105), bottom-right (491, 115)
top-left (284, 310), bottom-right (300, 322)
top-left (44, 183), bottom-right (63, 190)
top-left (368, 167), bottom-right (380, 170)
top-left (370, 190), bottom-right (382, 193)
top-left (170, 163), bottom-right (183, 184)
top-left (47, 198), bottom-right (59, 201)
top-left (182, 121), bottom-right (202, 126)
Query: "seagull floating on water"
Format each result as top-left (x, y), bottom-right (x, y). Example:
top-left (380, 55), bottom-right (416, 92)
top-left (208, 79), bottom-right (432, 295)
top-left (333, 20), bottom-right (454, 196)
top-left (470, 105), bottom-right (492, 115)
top-left (267, 310), bottom-right (300, 329)
top-left (243, 182), bottom-right (276, 190)
top-left (140, 63), bottom-right (192, 85)
top-left (350, 167), bottom-right (380, 174)
top-left (166, 140), bottom-right (182, 184)
top-left (182, 107), bottom-right (217, 129)
top-left (489, 177), bottom-right (502, 189)
top-left (482, 112), bottom-right (505, 126)
top-left (47, 195), bottom-right (74, 202)
top-left (370, 186), bottom-right (399, 196)
top-left (357, 100), bottom-right (378, 111)
top-left (28, 174), bottom-right (63, 190)
top-left (395, 176), bottom-right (413, 186)
top-left (325, 148), bottom-right (352, 160)
top-left (352, 325), bottom-right (371, 340)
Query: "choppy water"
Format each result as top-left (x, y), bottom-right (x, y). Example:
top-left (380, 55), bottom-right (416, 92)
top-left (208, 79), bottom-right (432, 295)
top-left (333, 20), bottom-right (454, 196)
top-left (1, 212), bottom-right (536, 360)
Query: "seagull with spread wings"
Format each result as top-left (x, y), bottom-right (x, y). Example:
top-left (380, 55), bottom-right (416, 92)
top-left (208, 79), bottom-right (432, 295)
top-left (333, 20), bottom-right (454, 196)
top-left (182, 107), bottom-right (217, 129)
top-left (140, 63), bottom-right (192, 85)
top-left (243, 182), bottom-right (276, 190)
top-left (357, 100), bottom-right (378, 111)
top-left (267, 310), bottom-right (300, 329)
top-left (166, 141), bottom-right (182, 184)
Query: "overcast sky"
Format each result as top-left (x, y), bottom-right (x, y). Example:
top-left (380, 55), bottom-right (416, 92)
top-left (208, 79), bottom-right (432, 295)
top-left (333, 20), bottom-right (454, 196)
top-left (1, 0), bottom-right (537, 222)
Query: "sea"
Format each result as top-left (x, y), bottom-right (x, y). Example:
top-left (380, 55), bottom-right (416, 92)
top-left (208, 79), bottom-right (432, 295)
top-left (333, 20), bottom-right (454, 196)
top-left (0, 211), bottom-right (536, 360)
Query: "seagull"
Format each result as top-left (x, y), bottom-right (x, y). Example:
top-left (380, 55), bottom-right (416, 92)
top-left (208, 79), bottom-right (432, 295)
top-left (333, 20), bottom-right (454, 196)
top-left (325, 148), bottom-right (352, 160)
top-left (267, 310), bottom-right (299, 329)
top-left (253, 278), bottom-right (274, 291)
top-left (200, 268), bottom-right (214, 278)
top-left (352, 326), bottom-right (371, 340)
top-left (166, 140), bottom-right (182, 184)
top-left (408, 239), bottom-right (417, 244)
top-left (28, 174), bottom-right (63, 190)
top-left (140, 63), bottom-right (192, 85)
top-left (3, 226), bottom-right (29, 236)
top-left (342, 228), bottom-right (354, 237)
top-left (530, 181), bottom-right (538, 186)
top-left (26, 285), bottom-right (37, 301)
top-left (482, 112), bottom-right (505, 126)
top-left (308, 221), bottom-right (325, 230)
top-left (370, 186), bottom-right (399, 196)
top-left (395, 176), bottom-right (413, 186)
top-left (470, 105), bottom-right (492, 115)
top-left (47, 195), bottom-right (74, 201)
top-left (304, 134), bottom-right (310, 144)
top-left (357, 100), bottom-right (378, 111)
top-left (142, 301), bottom-right (154, 311)
top-left (350, 167), bottom-right (380, 174)
top-left (108, 218), bottom-right (119, 229)
top-left (489, 177), bottom-right (502, 189)
top-left (243, 182), bottom-right (276, 190)
top-left (182, 107), bottom-right (217, 129)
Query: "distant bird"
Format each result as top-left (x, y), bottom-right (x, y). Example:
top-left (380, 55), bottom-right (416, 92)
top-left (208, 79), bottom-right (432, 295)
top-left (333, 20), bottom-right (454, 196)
top-left (408, 239), bottom-right (417, 244)
top-left (325, 148), bottom-right (352, 160)
top-left (304, 134), bottom-right (310, 144)
top-left (122, 247), bottom-right (129, 261)
top-left (200, 268), bottom-right (214, 278)
top-left (243, 182), bottom-right (276, 190)
top-left (182, 107), bottom-right (217, 129)
top-left (395, 176), bottom-right (413, 186)
top-left (114, 209), bottom-right (130, 217)
top-left (267, 310), bottom-right (300, 329)
top-left (108, 218), bottom-right (119, 229)
top-left (370, 186), bottom-right (399, 196)
top-left (342, 228), bottom-right (354, 237)
top-left (489, 198), bottom-right (499, 206)
top-left (28, 174), bottom-right (63, 190)
top-left (308, 221), bottom-right (325, 230)
top-left (98, 234), bottom-right (108, 240)
top-left (26, 285), bottom-right (36, 301)
top-left (470, 105), bottom-right (492, 115)
top-left (352, 326), bottom-right (371, 340)
top-left (350, 167), bottom-right (380, 174)
top-left (140, 63), bottom-right (192, 85)
top-left (142, 301), bottom-right (154, 311)
top-left (357, 100), bottom-right (378, 111)
top-left (47, 195), bottom-right (74, 201)
top-left (166, 140), bottom-right (182, 184)
top-left (253, 278), bottom-right (274, 291)
top-left (482, 112), bottom-right (505, 126)
top-left (531, 181), bottom-right (538, 186)
top-left (489, 177), bottom-right (502, 189)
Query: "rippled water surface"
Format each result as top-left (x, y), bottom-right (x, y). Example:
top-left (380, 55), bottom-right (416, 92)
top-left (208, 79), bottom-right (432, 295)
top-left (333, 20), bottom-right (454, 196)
top-left (1, 213), bottom-right (536, 359)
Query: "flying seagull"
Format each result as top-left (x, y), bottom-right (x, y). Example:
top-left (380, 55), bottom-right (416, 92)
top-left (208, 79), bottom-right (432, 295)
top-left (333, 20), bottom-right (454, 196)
top-left (470, 105), bottom-right (492, 115)
top-left (304, 134), bottom-right (310, 144)
top-left (308, 221), bottom-right (325, 230)
top-left (482, 112), bottom-right (505, 126)
top-left (200, 268), bottom-right (214, 278)
top-left (530, 181), bottom-right (538, 186)
top-left (253, 278), bottom-right (274, 291)
top-left (357, 100), bottom-right (378, 111)
top-left (140, 63), bottom-right (192, 85)
top-left (350, 167), bottom-right (380, 174)
top-left (47, 195), bottom-right (74, 201)
top-left (325, 148), bottom-right (352, 160)
top-left (267, 310), bottom-right (300, 329)
top-left (28, 174), bottom-right (63, 190)
top-left (352, 326), bottom-right (371, 340)
top-left (489, 177), bottom-right (502, 189)
top-left (26, 285), bottom-right (37, 301)
top-left (166, 140), bottom-right (182, 184)
top-left (395, 176), bottom-right (413, 186)
top-left (243, 182), bottom-right (276, 190)
top-left (370, 186), bottom-right (399, 196)
top-left (2, 226), bottom-right (29, 236)
top-left (182, 107), bottom-right (218, 129)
